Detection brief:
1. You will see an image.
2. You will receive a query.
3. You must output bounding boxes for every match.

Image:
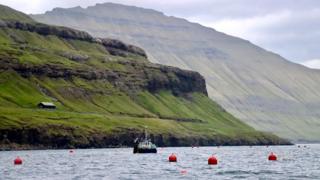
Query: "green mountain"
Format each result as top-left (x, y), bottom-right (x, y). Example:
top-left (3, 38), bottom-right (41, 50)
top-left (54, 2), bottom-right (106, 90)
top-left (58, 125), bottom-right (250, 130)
top-left (0, 4), bottom-right (34, 23)
top-left (32, 3), bottom-right (320, 142)
top-left (0, 5), bottom-right (289, 149)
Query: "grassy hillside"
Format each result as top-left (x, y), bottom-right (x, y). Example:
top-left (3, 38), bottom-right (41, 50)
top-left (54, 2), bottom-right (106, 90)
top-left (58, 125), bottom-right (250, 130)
top-left (0, 5), bottom-right (34, 23)
top-left (32, 3), bottom-right (320, 142)
top-left (0, 71), bottom-right (284, 148)
top-left (0, 6), bottom-right (290, 149)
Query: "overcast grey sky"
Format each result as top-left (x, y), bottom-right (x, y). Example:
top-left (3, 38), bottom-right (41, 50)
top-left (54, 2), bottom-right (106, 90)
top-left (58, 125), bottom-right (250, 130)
top-left (1, 0), bottom-right (319, 68)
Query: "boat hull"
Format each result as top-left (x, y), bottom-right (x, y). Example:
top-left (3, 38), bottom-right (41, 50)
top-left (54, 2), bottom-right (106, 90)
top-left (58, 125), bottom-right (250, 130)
top-left (133, 147), bottom-right (157, 153)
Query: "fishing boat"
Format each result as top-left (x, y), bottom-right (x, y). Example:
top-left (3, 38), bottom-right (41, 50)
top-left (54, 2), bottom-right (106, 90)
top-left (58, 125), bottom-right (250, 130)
top-left (133, 129), bottom-right (157, 153)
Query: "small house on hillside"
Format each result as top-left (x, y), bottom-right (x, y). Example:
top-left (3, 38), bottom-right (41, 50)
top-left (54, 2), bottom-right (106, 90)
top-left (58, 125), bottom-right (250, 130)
top-left (38, 102), bottom-right (56, 109)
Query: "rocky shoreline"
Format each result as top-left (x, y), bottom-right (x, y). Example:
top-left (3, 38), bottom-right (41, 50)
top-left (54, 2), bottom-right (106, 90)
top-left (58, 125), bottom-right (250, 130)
top-left (0, 127), bottom-right (292, 151)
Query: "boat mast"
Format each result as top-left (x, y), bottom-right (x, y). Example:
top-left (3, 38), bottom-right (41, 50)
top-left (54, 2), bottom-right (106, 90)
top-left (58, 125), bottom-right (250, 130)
top-left (144, 126), bottom-right (148, 141)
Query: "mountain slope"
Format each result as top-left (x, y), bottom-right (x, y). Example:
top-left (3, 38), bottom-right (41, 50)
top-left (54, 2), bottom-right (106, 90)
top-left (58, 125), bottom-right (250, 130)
top-left (0, 4), bottom-right (34, 23)
top-left (0, 5), bottom-right (289, 149)
top-left (32, 3), bottom-right (320, 142)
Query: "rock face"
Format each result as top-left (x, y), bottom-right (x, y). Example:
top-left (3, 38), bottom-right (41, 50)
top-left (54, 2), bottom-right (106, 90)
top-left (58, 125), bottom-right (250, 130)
top-left (0, 20), bottom-right (93, 41)
top-left (0, 19), bottom-right (148, 59)
top-left (0, 60), bottom-right (207, 96)
top-left (33, 3), bottom-right (320, 142)
top-left (0, 18), bottom-right (207, 96)
top-left (100, 38), bottom-right (147, 58)
top-left (0, 4), bottom-right (292, 149)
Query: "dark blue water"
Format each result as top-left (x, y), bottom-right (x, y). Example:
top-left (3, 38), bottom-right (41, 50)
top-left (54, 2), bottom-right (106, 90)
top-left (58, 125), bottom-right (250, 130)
top-left (1, 144), bottom-right (319, 179)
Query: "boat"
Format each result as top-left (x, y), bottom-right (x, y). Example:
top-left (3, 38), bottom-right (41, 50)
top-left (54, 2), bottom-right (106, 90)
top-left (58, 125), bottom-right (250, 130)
top-left (133, 129), bottom-right (157, 153)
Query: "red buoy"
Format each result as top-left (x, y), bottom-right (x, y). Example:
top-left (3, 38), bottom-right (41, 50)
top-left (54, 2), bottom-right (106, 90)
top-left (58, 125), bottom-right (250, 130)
top-left (14, 157), bottom-right (22, 165)
top-left (268, 152), bottom-right (277, 161)
top-left (169, 153), bottom-right (177, 162)
top-left (208, 155), bottom-right (218, 165)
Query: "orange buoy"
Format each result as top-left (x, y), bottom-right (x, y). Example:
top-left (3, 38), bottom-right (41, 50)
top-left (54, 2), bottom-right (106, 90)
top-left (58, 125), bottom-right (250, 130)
top-left (14, 157), bottom-right (22, 165)
top-left (169, 153), bottom-right (177, 162)
top-left (208, 155), bottom-right (218, 165)
top-left (268, 152), bottom-right (277, 161)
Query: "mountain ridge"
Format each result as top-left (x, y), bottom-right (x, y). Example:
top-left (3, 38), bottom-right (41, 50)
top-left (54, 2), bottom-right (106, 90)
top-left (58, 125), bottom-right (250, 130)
top-left (32, 2), bottom-right (320, 142)
top-left (0, 4), bottom-right (291, 149)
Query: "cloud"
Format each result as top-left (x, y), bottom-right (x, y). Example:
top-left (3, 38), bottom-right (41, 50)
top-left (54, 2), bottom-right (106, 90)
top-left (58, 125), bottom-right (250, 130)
top-left (192, 8), bottom-right (320, 63)
top-left (300, 59), bottom-right (320, 69)
top-left (193, 10), bottom-right (291, 41)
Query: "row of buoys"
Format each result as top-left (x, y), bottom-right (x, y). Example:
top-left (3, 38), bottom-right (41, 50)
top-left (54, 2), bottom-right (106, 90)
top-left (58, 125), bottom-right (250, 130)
top-left (168, 152), bottom-right (277, 165)
top-left (13, 151), bottom-right (277, 166)
top-left (169, 153), bottom-right (218, 165)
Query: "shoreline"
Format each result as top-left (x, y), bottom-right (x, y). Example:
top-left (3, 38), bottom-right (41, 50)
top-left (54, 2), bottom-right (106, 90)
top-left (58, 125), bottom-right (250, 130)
top-left (0, 127), bottom-right (293, 151)
top-left (0, 142), bottom-right (294, 151)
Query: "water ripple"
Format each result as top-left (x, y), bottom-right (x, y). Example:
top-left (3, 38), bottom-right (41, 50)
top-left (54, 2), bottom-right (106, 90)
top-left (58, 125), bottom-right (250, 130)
top-left (0, 144), bottom-right (319, 179)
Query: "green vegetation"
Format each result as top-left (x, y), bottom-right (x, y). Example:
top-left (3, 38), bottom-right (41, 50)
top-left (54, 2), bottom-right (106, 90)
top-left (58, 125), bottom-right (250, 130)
top-left (0, 71), bottom-right (251, 136)
top-left (0, 5), bottom-right (34, 22)
top-left (0, 70), bottom-right (288, 148)
top-left (136, 91), bottom-right (251, 135)
top-left (0, 5), bottom-right (290, 149)
top-left (0, 72), bottom-right (284, 147)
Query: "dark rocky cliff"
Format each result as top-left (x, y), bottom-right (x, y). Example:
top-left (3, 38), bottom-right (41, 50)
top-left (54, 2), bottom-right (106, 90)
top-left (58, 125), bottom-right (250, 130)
top-left (0, 18), bottom-right (207, 96)
top-left (0, 60), bottom-right (207, 96)
top-left (0, 20), bottom-right (94, 41)
top-left (0, 20), bottom-right (147, 58)
top-left (0, 127), bottom-right (289, 150)
top-left (99, 38), bottom-right (147, 58)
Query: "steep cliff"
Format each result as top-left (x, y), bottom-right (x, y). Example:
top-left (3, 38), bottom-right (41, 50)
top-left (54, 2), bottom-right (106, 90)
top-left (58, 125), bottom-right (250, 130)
top-left (0, 5), bottom-right (290, 149)
top-left (32, 3), bottom-right (320, 142)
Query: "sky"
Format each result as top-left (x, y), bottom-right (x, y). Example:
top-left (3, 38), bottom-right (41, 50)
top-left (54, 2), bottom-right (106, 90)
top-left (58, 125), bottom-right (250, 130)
top-left (1, 0), bottom-right (319, 69)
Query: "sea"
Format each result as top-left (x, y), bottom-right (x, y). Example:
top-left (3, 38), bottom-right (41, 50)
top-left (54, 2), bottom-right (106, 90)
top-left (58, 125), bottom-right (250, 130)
top-left (0, 144), bottom-right (319, 179)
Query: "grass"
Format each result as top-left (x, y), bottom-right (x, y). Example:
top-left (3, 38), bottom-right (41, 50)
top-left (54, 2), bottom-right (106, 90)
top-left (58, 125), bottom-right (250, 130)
top-left (0, 71), bottom-right (277, 144)
top-left (0, 21), bottom-right (288, 147)
top-left (0, 4), bottom-right (35, 23)
top-left (0, 28), bottom-right (148, 70)
top-left (0, 71), bottom-right (53, 108)
top-left (136, 91), bottom-right (254, 135)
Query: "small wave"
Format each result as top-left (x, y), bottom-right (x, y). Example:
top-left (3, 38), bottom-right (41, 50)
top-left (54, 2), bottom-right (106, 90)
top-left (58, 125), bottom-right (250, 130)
top-left (289, 174), bottom-right (314, 179)
top-left (216, 170), bottom-right (251, 175)
top-left (252, 170), bottom-right (283, 175)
